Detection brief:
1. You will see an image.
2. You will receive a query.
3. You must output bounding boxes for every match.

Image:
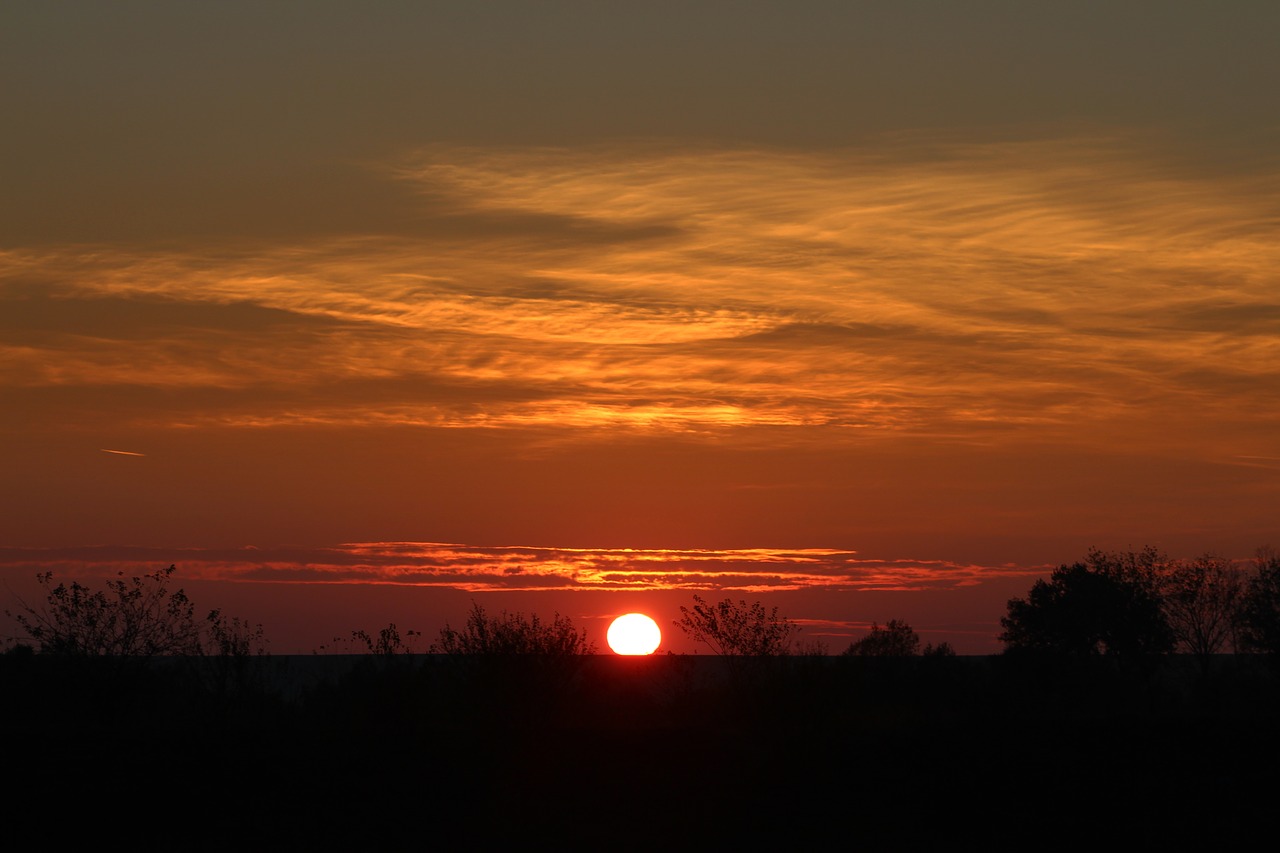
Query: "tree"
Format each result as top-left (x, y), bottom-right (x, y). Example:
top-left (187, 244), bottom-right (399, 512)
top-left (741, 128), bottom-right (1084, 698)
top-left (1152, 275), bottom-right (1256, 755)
top-left (674, 594), bottom-right (798, 656)
top-left (999, 548), bottom-right (1175, 657)
top-left (196, 608), bottom-right (271, 697)
top-left (1158, 554), bottom-right (1245, 672)
top-left (922, 641), bottom-right (956, 657)
top-left (429, 603), bottom-right (596, 723)
top-left (324, 623), bottom-right (423, 656)
top-left (843, 619), bottom-right (920, 656)
top-left (431, 602), bottom-right (596, 655)
top-left (1240, 548), bottom-right (1280, 658)
top-left (7, 565), bottom-right (241, 657)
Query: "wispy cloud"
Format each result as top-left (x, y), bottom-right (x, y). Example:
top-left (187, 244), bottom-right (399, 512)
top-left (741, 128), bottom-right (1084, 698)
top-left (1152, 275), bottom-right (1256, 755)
top-left (0, 543), bottom-right (1041, 594)
top-left (4, 133), bottom-right (1277, 459)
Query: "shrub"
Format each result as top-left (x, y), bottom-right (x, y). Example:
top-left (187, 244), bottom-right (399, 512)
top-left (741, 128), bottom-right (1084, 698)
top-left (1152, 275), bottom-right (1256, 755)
top-left (9, 565), bottom-right (218, 656)
top-left (431, 602), bottom-right (596, 655)
top-left (843, 620), bottom-right (920, 656)
top-left (674, 594), bottom-right (798, 656)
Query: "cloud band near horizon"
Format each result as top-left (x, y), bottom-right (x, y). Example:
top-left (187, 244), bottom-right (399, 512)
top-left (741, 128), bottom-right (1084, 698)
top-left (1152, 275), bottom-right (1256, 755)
top-left (0, 542), bottom-right (1043, 594)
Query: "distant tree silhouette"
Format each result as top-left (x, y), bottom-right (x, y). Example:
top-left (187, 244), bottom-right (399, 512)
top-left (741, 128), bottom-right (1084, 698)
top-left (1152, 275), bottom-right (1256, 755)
top-left (1241, 548), bottom-right (1280, 658)
top-left (204, 610), bottom-right (268, 659)
top-left (431, 602), bottom-right (596, 655)
top-left (323, 623), bottom-right (423, 656)
top-left (922, 641), bottom-right (956, 657)
top-left (843, 619), bottom-right (920, 656)
top-left (7, 565), bottom-right (265, 658)
top-left (1000, 548), bottom-right (1174, 657)
top-left (674, 594), bottom-right (798, 656)
top-left (1158, 554), bottom-right (1245, 672)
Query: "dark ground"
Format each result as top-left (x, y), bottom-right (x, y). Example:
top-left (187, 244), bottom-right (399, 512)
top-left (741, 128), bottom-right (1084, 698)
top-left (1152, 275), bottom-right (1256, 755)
top-left (5, 652), bottom-right (1277, 849)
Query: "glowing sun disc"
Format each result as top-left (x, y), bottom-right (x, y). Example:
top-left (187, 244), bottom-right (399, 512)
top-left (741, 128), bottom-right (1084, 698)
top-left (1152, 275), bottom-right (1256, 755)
top-left (607, 613), bottom-right (661, 655)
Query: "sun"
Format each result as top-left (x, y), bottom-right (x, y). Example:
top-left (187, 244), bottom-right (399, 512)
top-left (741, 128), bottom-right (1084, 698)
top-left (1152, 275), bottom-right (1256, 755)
top-left (607, 613), bottom-right (662, 655)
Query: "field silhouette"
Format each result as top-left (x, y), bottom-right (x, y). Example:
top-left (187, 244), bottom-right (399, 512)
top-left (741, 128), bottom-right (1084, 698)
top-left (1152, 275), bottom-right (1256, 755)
top-left (8, 554), bottom-right (1280, 846)
top-left (6, 649), bottom-right (1277, 848)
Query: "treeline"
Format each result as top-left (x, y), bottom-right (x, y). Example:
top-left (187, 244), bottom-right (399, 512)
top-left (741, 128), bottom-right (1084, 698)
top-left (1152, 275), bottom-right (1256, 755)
top-left (6, 554), bottom-right (1280, 848)
top-left (6, 616), bottom-right (1278, 848)
top-left (1000, 547), bottom-right (1280, 667)
top-left (7, 547), bottom-right (1280, 728)
top-left (7, 547), bottom-right (1280, 665)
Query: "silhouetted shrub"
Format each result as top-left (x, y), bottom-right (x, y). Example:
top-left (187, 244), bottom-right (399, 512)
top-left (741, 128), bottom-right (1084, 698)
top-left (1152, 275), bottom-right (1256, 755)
top-left (431, 602), bottom-right (596, 654)
top-left (674, 594), bottom-right (798, 656)
top-left (7, 565), bottom-right (266, 659)
top-left (322, 622), bottom-right (424, 656)
top-left (843, 619), bottom-right (920, 656)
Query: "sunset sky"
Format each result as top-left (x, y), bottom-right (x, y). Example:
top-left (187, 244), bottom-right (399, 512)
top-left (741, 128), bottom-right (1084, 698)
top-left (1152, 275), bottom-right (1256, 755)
top-left (3, 2), bottom-right (1277, 653)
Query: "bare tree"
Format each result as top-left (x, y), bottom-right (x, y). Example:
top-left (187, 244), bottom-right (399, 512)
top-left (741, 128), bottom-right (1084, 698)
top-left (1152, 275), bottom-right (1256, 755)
top-left (1241, 547), bottom-right (1280, 659)
top-left (6, 566), bottom-right (269, 696)
top-left (10, 566), bottom-right (207, 656)
top-left (674, 594), bottom-right (798, 656)
top-left (324, 623), bottom-right (423, 656)
top-left (1158, 554), bottom-right (1245, 673)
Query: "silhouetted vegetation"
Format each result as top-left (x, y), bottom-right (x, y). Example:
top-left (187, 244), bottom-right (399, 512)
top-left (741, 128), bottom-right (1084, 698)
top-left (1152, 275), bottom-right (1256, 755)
top-left (1241, 549), bottom-right (1280, 659)
top-left (7, 643), bottom-right (1277, 848)
top-left (1160, 553), bottom-right (1246, 673)
top-left (1000, 548), bottom-right (1175, 657)
top-left (674, 593), bottom-right (798, 655)
top-left (7, 560), bottom-right (1280, 848)
top-left (843, 619), bottom-right (920, 656)
top-left (999, 546), bottom-right (1280, 681)
top-left (431, 601), bottom-right (596, 654)
top-left (7, 564), bottom-right (266, 659)
top-left (320, 622), bottom-right (424, 656)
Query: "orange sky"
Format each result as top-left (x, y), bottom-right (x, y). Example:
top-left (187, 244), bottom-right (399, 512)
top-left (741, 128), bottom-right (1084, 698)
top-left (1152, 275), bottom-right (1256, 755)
top-left (2, 4), bottom-right (1277, 653)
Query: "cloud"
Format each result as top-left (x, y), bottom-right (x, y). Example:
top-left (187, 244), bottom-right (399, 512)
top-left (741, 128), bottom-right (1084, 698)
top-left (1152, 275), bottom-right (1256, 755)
top-left (1164, 302), bottom-right (1280, 334)
top-left (4, 133), bottom-right (1277, 457)
top-left (0, 543), bottom-right (1041, 594)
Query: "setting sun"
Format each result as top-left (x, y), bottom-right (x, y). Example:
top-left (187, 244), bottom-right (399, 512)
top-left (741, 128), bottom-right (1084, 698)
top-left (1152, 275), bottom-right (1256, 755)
top-left (606, 613), bottom-right (662, 655)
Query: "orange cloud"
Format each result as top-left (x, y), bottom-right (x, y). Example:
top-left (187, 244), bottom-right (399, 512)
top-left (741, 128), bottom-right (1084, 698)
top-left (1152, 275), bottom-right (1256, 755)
top-left (3, 133), bottom-right (1276, 465)
top-left (0, 543), bottom-right (1043, 594)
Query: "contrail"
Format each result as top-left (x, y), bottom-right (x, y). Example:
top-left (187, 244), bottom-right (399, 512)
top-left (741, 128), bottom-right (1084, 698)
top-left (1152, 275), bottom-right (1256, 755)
top-left (101, 448), bottom-right (146, 457)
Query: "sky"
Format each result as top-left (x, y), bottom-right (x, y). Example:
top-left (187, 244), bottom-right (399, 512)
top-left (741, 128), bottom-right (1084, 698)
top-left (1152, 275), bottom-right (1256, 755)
top-left (2, 2), bottom-right (1278, 654)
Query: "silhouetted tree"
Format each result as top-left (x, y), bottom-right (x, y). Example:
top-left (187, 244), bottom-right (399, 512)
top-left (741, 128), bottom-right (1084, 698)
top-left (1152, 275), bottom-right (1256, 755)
top-left (922, 641), bottom-right (956, 657)
top-left (196, 608), bottom-right (271, 698)
top-left (1158, 554), bottom-right (1245, 672)
top-left (428, 603), bottom-right (596, 727)
top-left (324, 623), bottom-right (423, 656)
top-left (843, 619), bottom-right (920, 656)
top-left (1000, 548), bottom-right (1174, 657)
top-left (431, 602), bottom-right (596, 655)
top-left (204, 609), bottom-right (268, 659)
top-left (674, 594), bottom-right (798, 656)
top-left (1240, 548), bottom-right (1280, 658)
top-left (7, 565), bottom-right (264, 658)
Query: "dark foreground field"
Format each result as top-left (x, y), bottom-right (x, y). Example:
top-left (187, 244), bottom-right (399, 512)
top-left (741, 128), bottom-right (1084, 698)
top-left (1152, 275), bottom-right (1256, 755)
top-left (6, 652), bottom-right (1278, 849)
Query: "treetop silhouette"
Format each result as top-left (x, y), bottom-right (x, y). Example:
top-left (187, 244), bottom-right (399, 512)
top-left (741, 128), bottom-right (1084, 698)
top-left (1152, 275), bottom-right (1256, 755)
top-left (674, 594), bottom-right (798, 656)
top-left (431, 602), bottom-right (596, 655)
